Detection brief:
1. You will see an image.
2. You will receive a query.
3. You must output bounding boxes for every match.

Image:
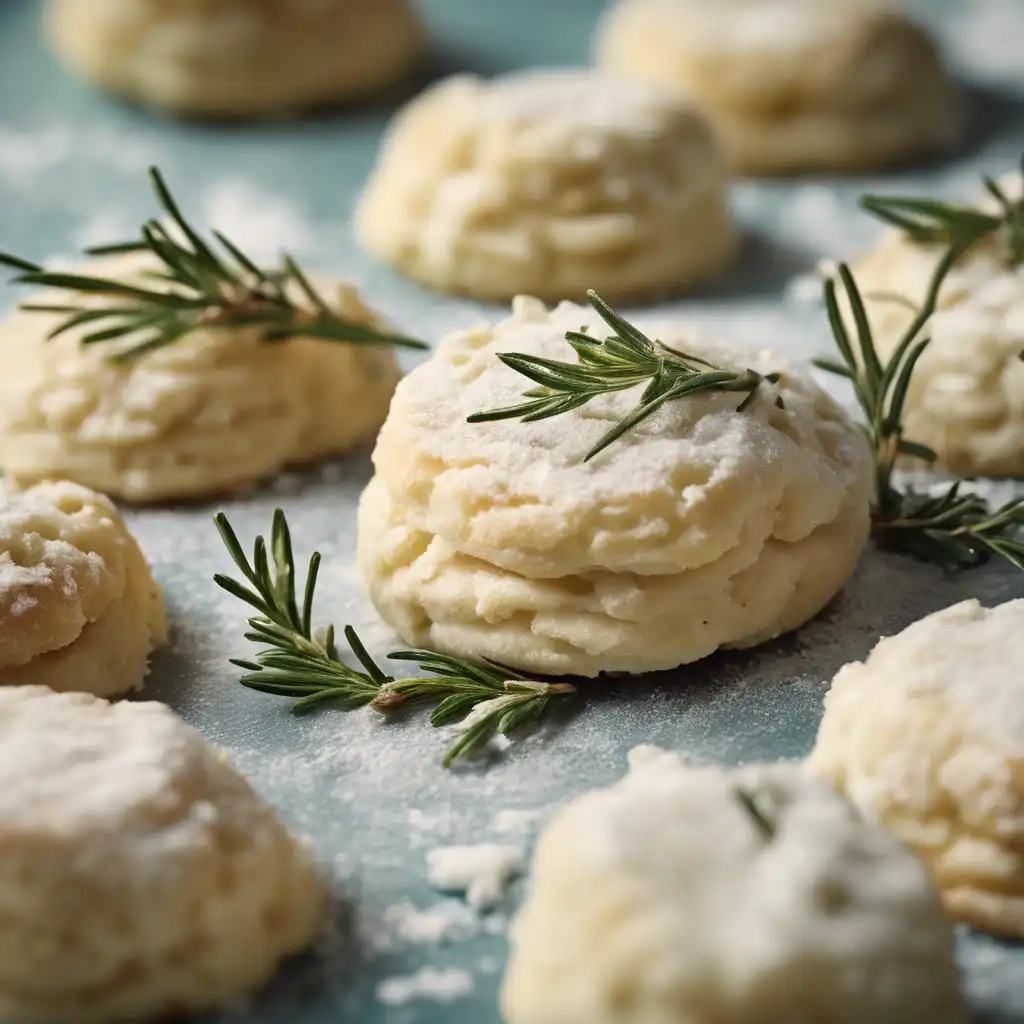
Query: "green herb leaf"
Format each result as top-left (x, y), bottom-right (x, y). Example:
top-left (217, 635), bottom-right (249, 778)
top-left (814, 242), bottom-right (1024, 572)
top-left (0, 167), bottom-right (427, 361)
top-left (468, 290), bottom-right (783, 461)
top-left (213, 510), bottom-right (575, 767)
top-left (861, 155), bottom-right (1024, 268)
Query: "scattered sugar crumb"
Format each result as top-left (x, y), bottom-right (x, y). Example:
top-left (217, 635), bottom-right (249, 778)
top-left (478, 955), bottom-right (502, 974)
top-left (426, 843), bottom-right (524, 910)
top-left (482, 913), bottom-right (508, 935)
top-left (785, 259), bottom-right (835, 306)
top-left (492, 808), bottom-right (541, 836)
top-left (383, 900), bottom-right (479, 946)
top-left (376, 966), bottom-right (474, 1007)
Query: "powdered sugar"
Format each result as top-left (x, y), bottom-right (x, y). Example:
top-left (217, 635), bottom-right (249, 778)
top-left (426, 844), bottom-right (525, 911)
top-left (375, 966), bottom-right (474, 1007)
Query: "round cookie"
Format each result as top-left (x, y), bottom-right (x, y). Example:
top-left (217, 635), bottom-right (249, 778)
top-left (594, 0), bottom-right (962, 174)
top-left (0, 253), bottom-right (402, 502)
top-left (355, 69), bottom-right (736, 303)
top-left (0, 480), bottom-right (165, 697)
top-left (0, 685), bottom-right (325, 1022)
top-left (45, 0), bottom-right (424, 118)
top-left (357, 296), bottom-right (873, 677)
top-left (850, 216), bottom-right (1024, 476)
top-left (501, 747), bottom-right (968, 1024)
top-left (808, 599), bottom-right (1024, 938)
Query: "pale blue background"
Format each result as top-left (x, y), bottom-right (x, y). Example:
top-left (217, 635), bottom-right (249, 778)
top-left (0, 1), bottom-right (1022, 1021)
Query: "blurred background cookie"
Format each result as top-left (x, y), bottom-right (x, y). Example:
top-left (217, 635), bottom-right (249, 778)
top-left (356, 69), bottom-right (736, 302)
top-left (44, 0), bottom-right (425, 118)
top-left (595, 0), bottom-right (962, 174)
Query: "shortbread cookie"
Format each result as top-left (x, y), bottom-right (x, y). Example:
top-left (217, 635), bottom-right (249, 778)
top-left (595, 0), bottom-right (962, 174)
top-left (809, 599), bottom-right (1024, 938)
top-left (850, 214), bottom-right (1024, 476)
top-left (357, 296), bottom-right (873, 677)
top-left (0, 481), bottom-right (165, 697)
top-left (45, 0), bottom-right (423, 117)
top-left (0, 686), bottom-right (325, 1022)
top-left (0, 253), bottom-right (401, 502)
top-left (355, 69), bottom-right (736, 303)
top-left (502, 748), bottom-right (967, 1024)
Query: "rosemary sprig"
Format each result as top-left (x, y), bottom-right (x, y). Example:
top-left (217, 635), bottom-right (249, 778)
top-left (814, 245), bottom-right (1024, 571)
top-left (468, 290), bottom-right (783, 461)
top-left (213, 510), bottom-right (575, 768)
top-left (0, 167), bottom-right (426, 363)
top-left (861, 155), bottom-right (1024, 267)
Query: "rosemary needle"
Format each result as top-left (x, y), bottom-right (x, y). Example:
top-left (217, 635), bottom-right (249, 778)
top-left (814, 243), bottom-right (1024, 572)
top-left (213, 509), bottom-right (575, 768)
top-left (736, 787), bottom-right (776, 840)
top-left (861, 154), bottom-right (1024, 267)
top-left (469, 290), bottom-right (783, 461)
top-left (0, 167), bottom-right (426, 363)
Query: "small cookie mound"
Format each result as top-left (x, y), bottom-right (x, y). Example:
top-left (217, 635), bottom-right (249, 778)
top-left (355, 69), bottom-right (736, 303)
top-left (851, 210), bottom-right (1024, 476)
top-left (595, 0), bottom-right (962, 174)
top-left (0, 481), bottom-right (165, 697)
top-left (357, 296), bottom-right (872, 677)
top-left (45, 0), bottom-right (423, 118)
top-left (501, 748), bottom-right (967, 1024)
top-left (808, 599), bottom-right (1024, 938)
top-left (0, 253), bottom-right (401, 502)
top-left (0, 686), bottom-right (325, 1021)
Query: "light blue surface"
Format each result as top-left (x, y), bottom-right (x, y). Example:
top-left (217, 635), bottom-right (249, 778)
top-left (1, 1), bottom-right (1023, 1021)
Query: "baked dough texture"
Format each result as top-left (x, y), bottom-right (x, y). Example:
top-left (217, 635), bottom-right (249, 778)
top-left (355, 69), bottom-right (736, 303)
top-left (594, 0), bottom-right (962, 174)
top-left (501, 747), bottom-right (967, 1024)
top-left (45, 0), bottom-right (423, 117)
top-left (357, 296), bottom-right (873, 677)
top-left (0, 253), bottom-right (401, 502)
top-left (0, 480), bottom-right (165, 697)
top-left (850, 220), bottom-right (1024, 476)
top-left (0, 686), bottom-right (325, 1022)
top-left (808, 599), bottom-right (1024, 938)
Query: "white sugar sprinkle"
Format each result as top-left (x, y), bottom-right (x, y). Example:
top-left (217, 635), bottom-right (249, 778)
top-left (376, 966), bottom-right (474, 1007)
top-left (426, 843), bottom-right (524, 910)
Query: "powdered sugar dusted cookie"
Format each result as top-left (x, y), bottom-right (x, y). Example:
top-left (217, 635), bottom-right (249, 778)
top-left (0, 253), bottom-right (401, 502)
top-left (0, 686), bottom-right (325, 1021)
top-left (355, 69), bottom-right (736, 302)
top-left (809, 599), bottom-right (1024, 938)
top-left (850, 182), bottom-right (1024, 476)
top-left (357, 296), bottom-right (872, 676)
top-left (0, 480), bottom-right (165, 697)
top-left (45, 0), bottom-right (423, 117)
top-left (595, 0), bottom-right (962, 174)
top-left (502, 749), bottom-right (967, 1024)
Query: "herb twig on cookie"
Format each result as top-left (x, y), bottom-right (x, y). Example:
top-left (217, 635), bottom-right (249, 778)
top-left (815, 246), bottom-right (1024, 571)
top-left (468, 290), bottom-right (783, 461)
top-left (213, 510), bottom-right (575, 768)
top-left (0, 167), bottom-right (426, 363)
top-left (861, 155), bottom-right (1024, 267)
top-left (735, 787), bottom-right (776, 840)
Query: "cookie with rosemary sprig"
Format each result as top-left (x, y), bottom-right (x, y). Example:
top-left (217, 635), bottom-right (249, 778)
top-left (0, 169), bottom-right (426, 503)
top-left (846, 161), bottom-right (1024, 477)
top-left (502, 747), bottom-right (967, 1024)
top-left (357, 293), bottom-right (873, 678)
